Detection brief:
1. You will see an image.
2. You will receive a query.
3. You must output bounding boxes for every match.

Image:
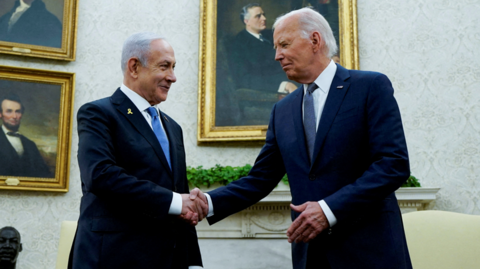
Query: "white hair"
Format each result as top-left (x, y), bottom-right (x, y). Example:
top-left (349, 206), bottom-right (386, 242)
top-left (273, 7), bottom-right (338, 58)
top-left (121, 32), bottom-right (165, 73)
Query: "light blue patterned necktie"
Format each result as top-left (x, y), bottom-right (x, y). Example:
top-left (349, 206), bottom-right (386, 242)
top-left (304, 83), bottom-right (318, 163)
top-left (146, 107), bottom-right (171, 170)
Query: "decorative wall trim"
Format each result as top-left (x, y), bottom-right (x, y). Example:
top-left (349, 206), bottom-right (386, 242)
top-left (196, 187), bottom-right (440, 238)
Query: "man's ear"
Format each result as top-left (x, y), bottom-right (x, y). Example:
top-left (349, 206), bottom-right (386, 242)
top-left (19, 243), bottom-right (22, 252)
top-left (311, 31), bottom-right (322, 53)
top-left (127, 58), bottom-right (141, 79)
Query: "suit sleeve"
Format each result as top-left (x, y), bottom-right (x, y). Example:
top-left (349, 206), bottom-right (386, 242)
top-left (207, 104), bottom-right (287, 224)
top-left (324, 74), bottom-right (410, 222)
top-left (77, 102), bottom-right (173, 219)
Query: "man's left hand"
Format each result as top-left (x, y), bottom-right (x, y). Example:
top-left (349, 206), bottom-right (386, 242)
top-left (287, 202), bottom-right (329, 243)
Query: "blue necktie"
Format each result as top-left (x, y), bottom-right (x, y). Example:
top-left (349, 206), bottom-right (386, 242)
top-left (304, 83), bottom-right (318, 163)
top-left (147, 107), bottom-right (171, 170)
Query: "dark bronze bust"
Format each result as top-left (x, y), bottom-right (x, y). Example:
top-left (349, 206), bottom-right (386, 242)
top-left (0, 227), bottom-right (22, 269)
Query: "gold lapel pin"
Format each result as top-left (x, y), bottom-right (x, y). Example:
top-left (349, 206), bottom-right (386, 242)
top-left (127, 108), bottom-right (133, 114)
top-left (164, 115), bottom-right (169, 122)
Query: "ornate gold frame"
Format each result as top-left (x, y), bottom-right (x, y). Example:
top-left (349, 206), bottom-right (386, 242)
top-left (0, 65), bottom-right (75, 192)
top-left (197, 0), bottom-right (358, 142)
top-left (0, 0), bottom-right (79, 61)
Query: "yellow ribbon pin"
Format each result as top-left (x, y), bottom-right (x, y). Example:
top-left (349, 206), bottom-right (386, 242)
top-left (127, 108), bottom-right (133, 114)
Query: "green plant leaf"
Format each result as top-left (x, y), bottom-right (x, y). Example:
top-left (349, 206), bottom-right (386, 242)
top-left (187, 164), bottom-right (421, 189)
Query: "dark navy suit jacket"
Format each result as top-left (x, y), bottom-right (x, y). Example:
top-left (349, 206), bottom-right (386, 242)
top-left (207, 64), bottom-right (412, 269)
top-left (69, 89), bottom-right (202, 269)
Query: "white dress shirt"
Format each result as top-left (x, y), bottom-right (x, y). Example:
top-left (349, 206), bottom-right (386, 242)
top-left (2, 125), bottom-right (24, 156)
top-left (8, 0), bottom-right (31, 32)
top-left (302, 60), bottom-right (338, 227)
top-left (120, 85), bottom-right (202, 269)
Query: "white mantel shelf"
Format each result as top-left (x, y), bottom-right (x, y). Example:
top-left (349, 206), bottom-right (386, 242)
top-left (196, 186), bottom-right (440, 239)
top-left (258, 185), bottom-right (440, 204)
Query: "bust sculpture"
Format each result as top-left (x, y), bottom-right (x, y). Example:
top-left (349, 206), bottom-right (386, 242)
top-left (0, 227), bottom-right (22, 269)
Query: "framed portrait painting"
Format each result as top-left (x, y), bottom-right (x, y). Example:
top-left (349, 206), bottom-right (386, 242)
top-left (0, 65), bottom-right (74, 192)
top-left (198, 0), bottom-right (358, 142)
top-left (0, 0), bottom-right (78, 61)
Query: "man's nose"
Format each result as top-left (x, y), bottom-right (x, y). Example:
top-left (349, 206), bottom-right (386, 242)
top-left (275, 49), bottom-right (282, 61)
top-left (167, 70), bottom-right (177, 83)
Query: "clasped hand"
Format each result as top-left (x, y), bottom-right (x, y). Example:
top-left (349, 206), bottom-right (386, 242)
top-left (287, 202), bottom-right (329, 243)
top-left (179, 188), bottom-right (208, 226)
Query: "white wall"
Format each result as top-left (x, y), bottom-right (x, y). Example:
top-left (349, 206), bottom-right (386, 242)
top-left (0, 0), bottom-right (479, 268)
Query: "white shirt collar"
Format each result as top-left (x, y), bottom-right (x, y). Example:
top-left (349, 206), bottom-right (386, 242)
top-left (303, 60), bottom-right (337, 94)
top-left (2, 125), bottom-right (12, 134)
top-left (120, 84), bottom-right (157, 113)
top-left (246, 29), bottom-right (261, 40)
top-left (15, 0), bottom-right (31, 13)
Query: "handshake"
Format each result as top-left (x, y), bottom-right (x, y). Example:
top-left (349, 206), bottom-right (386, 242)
top-left (179, 188), bottom-right (208, 226)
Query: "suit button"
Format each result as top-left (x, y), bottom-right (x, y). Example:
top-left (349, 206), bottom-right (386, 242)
top-left (309, 174), bottom-right (315, 181)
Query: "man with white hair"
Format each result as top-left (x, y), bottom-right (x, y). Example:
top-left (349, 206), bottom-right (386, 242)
top-left (194, 7), bottom-right (412, 269)
top-left (69, 32), bottom-right (207, 269)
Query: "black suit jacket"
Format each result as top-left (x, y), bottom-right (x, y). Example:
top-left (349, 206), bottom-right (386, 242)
top-left (0, 0), bottom-right (62, 48)
top-left (207, 65), bottom-right (412, 269)
top-left (69, 89), bottom-right (202, 268)
top-left (228, 29), bottom-right (289, 93)
top-left (0, 128), bottom-right (52, 178)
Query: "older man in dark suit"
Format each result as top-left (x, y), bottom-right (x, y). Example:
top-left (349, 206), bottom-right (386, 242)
top-left (194, 7), bottom-right (412, 269)
top-left (0, 0), bottom-right (62, 47)
top-left (69, 32), bottom-right (207, 269)
top-left (229, 3), bottom-right (294, 94)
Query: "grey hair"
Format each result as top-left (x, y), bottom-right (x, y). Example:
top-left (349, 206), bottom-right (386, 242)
top-left (240, 3), bottom-right (261, 23)
top-left (273, 7), bottom-right (338, 58)
top-left (121, 32), bottom-right (165, 73)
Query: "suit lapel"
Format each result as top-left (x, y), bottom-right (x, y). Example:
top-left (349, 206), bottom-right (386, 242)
top-left (311, 65), bottom-right (351, 169)
top-left (0, 130), bottom-right (20, 160)
top-left (159, 111), bottom-right (177, 183)
top-left (291, 86), bottom-right (310, 164)
top-left (111, 89), bottom-right (173, 178)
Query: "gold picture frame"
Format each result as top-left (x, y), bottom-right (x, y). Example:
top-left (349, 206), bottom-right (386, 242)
top-left (198, 0), bottom-right (358, 142)
top-left (0, 0), bottom-right (79, 61)
top-left (0, 65), bottom-right (75, 192)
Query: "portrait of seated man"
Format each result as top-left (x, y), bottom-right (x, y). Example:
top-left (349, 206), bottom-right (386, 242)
top-left (0, 226), bottom-right (22, 269)
top-left (227, 3), bottom-right (297, 125)
top-left (0, 93), bottom-right (52, 178)
top-left (0, 0), bottom-right (63, 48)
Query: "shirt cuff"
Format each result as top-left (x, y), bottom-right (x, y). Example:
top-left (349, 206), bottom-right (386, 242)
top-left (168, 192), bottom-right (182, 215)
top-left (204, 193), bottom-right (214, 217)
top-left (319, 200), bottom-right (337, 227)
top-left (189, 266), bottom-right (203, 269)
